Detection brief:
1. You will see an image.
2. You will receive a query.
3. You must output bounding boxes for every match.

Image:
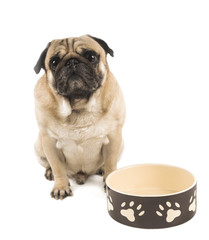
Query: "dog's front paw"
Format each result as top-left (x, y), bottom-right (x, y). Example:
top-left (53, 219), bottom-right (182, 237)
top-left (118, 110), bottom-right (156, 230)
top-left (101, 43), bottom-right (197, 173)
top-left (51, 178), bottom-right (73, 200)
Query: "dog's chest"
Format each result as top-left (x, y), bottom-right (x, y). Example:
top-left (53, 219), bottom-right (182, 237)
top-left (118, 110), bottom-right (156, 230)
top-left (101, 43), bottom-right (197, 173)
top-left (49, 112), bottom-right (112, 174)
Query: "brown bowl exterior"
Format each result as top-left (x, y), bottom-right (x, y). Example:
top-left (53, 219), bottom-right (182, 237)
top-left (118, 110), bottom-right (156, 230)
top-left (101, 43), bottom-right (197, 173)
top-left (106, 184), bottom-right (197, 229)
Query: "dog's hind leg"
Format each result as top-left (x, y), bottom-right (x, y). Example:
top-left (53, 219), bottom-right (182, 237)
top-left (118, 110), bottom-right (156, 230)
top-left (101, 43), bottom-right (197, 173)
top-left (34, 133), bottom-right (54, 181)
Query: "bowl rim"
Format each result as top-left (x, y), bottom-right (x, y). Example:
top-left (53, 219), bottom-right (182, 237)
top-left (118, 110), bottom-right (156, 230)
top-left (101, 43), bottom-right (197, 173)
top-left (106, 163), bottom-right (197, 197)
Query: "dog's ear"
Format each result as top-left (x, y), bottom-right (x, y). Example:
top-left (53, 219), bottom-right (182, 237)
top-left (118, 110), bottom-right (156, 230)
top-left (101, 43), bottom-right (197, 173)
top-left (34, 42), bottom-right (51, 74)
top-left (88, 35), bottom-right (114, 57)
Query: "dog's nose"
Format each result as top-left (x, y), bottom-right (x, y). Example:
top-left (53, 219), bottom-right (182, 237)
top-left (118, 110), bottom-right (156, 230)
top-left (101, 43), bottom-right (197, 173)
top-left (66, 58), bottom-right (79, 67)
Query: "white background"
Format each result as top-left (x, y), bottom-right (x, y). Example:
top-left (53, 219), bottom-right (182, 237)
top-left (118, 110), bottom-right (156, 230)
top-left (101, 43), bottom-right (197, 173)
top-left (0, 0), bottom-right (208, 239)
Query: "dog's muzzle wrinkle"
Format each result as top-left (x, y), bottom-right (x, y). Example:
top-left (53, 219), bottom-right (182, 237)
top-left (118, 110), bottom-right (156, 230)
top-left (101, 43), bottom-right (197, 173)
top-left (54, 60), bottom-right (103, 100)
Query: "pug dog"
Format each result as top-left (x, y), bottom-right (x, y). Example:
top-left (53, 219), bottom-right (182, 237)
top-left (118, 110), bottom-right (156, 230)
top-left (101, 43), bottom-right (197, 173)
top-left (34, 35), bottom-right (126, 200)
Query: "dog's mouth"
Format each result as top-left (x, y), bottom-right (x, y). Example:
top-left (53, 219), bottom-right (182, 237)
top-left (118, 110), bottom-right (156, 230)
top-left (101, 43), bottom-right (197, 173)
top-left (54, 62), bottom-right (103, 101)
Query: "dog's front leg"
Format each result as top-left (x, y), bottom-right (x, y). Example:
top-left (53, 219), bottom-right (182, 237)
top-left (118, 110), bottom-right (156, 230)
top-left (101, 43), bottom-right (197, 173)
top-left (103, 126), bottom-right (123, 184)
top-left (41, 131), bottom-right (72, 199)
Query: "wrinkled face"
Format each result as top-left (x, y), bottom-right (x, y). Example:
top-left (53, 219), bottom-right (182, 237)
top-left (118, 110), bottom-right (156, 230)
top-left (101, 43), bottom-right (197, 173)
top-left (44, 36), bottom-right (110, 102)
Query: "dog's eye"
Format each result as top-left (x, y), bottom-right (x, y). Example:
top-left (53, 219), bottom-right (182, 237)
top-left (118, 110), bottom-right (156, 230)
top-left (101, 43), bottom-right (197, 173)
top-left (84, 51), bottom-right (98, 63)
top-left (49, 57), bottom-right (60, 71)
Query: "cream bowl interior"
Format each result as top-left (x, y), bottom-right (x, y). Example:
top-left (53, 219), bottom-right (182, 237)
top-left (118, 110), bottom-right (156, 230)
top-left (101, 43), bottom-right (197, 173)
top-left (106, 164), bottom-right (196, 196)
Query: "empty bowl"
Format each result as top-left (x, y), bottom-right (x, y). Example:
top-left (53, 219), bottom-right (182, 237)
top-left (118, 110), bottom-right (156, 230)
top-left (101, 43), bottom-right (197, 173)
top-left (106, 164), bottom-right (197, 228)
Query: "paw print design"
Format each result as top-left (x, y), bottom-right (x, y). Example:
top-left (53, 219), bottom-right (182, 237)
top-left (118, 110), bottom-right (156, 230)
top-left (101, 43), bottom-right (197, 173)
top-left (120, 201), bottom-right (145, 222)
top-left (189, 190), bottom-right (197, 212)
top-left (156, 201), bottom-right (181, 223)
top-left (107, 195), bottom-right (114, 211)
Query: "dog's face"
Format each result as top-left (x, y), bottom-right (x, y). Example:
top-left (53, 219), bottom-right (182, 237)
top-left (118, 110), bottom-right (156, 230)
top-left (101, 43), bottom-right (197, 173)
top-left (34, 35), bottom-right (114, 102)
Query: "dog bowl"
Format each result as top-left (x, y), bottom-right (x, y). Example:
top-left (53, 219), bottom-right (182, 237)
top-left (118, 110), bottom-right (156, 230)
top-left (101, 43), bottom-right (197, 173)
top-left (106, 164), bottom-right (197, 229)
